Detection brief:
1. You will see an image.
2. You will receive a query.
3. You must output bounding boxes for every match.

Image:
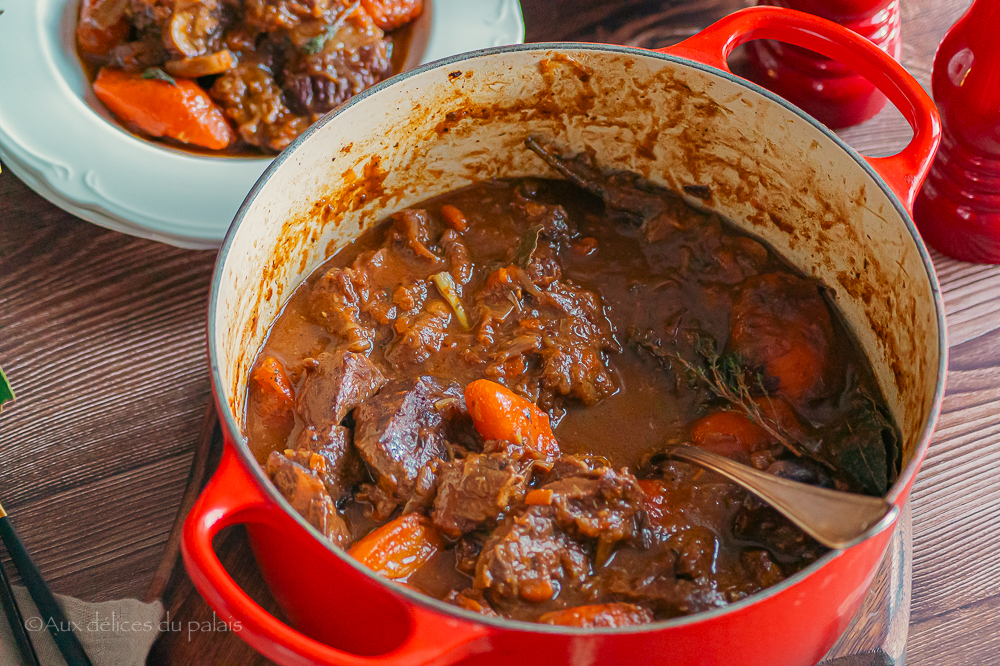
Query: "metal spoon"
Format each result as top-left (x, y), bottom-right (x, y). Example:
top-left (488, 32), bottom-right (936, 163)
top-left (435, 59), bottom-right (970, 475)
top-left (662, 444), bottom-right (899, 550)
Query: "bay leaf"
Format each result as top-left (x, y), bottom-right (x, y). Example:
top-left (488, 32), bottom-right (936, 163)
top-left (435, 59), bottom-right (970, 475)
top-left (513, 224), bottom-right (544, 268)
top-left (825, 393), bottom-right (896, 496)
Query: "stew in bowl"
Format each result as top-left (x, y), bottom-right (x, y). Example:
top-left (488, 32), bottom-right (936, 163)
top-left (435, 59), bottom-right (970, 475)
top-left (77, 0), bottom-right (423, 154)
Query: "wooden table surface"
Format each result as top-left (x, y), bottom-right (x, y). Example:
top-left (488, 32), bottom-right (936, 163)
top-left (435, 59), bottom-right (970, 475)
top-left (1, 0), bottom-right (998, 664)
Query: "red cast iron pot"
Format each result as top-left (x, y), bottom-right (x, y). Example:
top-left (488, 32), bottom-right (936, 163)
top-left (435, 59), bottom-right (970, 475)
top-left (183, 7), bottom-right (946, 665)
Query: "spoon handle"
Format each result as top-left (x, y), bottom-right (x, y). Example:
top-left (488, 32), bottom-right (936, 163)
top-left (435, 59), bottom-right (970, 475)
top-left (665, 445), bottom-right (899, 549)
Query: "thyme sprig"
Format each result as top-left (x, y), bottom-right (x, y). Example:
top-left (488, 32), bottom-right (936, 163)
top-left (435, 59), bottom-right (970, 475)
top-left (630, 327), bottom-right (834, 470)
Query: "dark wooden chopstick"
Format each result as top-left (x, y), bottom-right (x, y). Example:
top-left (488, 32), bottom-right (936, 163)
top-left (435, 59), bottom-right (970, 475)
top-left (0, 548), bottom-right (40, 666)
top-left (0, 502), bottom-right (93, 666)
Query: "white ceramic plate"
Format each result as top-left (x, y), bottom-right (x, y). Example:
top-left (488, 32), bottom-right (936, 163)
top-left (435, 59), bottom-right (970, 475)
top-left (0, 0), bottom-right (524, 249)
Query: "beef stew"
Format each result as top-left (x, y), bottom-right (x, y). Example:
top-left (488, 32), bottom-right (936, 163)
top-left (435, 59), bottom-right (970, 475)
top-left (244, 141), bottom-right (901, 626)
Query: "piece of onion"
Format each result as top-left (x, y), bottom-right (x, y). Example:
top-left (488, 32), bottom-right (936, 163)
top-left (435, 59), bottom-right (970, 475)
top-left (164, 49), bottom-right (237, 78)
top-left (510, 265), bottom-right (543, 299)
top-left (431, 272), bottom-right (470, 330)
top-left (168, 2), bottom-right (220, 58)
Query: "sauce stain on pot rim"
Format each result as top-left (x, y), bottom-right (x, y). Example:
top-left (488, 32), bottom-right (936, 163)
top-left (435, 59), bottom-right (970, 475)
top-left (206, 41), bottom-right (947, 634)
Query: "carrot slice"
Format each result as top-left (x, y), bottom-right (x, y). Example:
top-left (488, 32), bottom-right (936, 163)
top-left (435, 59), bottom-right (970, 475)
top-left (755, 396), bottom-right (806, 442)
top-left (93, 68), bottom-right (235, 150)
top-left (361, 0), bottom-right (423, 31)
top-left (440, 204), bottom-right (468, 232)
top-left (77, 0), bottom-right (129, 56)
top-left (348, 513), bottom-right (443, 580)
top-left (524, 488), bottom-right (553, 506)
top-left (762, 341), bottom-right (827, 404)
top-left (249, 356), bottom-right (295, 428)
top-left (464, 379), bottom-right (560, 458)
top-left (690, 410), bottom-right (771, 459)
top-left (729, 273), bottom-right (836, 405)
top-left (690, 398), bottom-right (805, 459)
top-left (539, 603), bottom-right (653, 628)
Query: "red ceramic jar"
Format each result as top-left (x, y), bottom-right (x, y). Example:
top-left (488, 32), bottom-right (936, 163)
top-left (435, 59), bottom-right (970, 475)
top-left (183, 8), bottom-right (946, 666)
top-left (746, 0), bottom-right (902, 128)
top-left (913, 0), bottom-right (1000, 264)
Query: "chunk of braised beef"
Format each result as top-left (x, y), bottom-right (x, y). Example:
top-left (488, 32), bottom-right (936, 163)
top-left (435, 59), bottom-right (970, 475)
top-left (713, 235), bottom-right (769, 283)
top-left (353, 376), bottom-right (469, 499)
top-left (525, 247), bottom-right (562, 288)
top-left (355, 482), bottom-right (398, 522)
top-left (108, 37), bottom-right (170, 72)
top-left (266, 451), bottom-right (350, 546)
top-left (531, 462), bottom-right (645, 545)
top-left (243, 0), bottom-right (347, 31)
top-left (732, 496), bottom-right (825, 563)
top-left (474, 508), bottom-right (590, 605)
top-left (668, 526), bottom-right (720, 581)
top-left (641, 195), bottom-right (717, 244)
top-left (432, 454), bottom-right (528, 538)
top-left (541, 455), bottom-right (593, 480)
top-left (535, 281), bottom-right (619, 407)
top-left (440, 230), bottom-right (473, 286)
top-left (741, 549), bottom-right (786, 589)
top-left (391, 209), bottom-right (441, 263)
top-left (481, 439), bottom-right (529, 467)
top-left (481, 278), bottom-right (619, 410)
top-left (291, 424), bottom-right (364, 500)
top-left (281, 6), bottom-right (390, 115)
top-left (597, 543), bottom-right (727, 618)
top-left (402, 459), bottom-right (441, 514)
top-left (305, 266), bottom-right (376, 352)
top-left (509, 197), bottom-right (571, 288)
top-left (385, 300), bottom-right (451, 368)
top-left (129, 0), bottom-right (173, 35)
top-left (210, 56), bottom-right (313, 152)
top-left (455, 536), bottom-right (485, 576)
top-left (347, 248), bottom-right (403, 325)
top-left (512, 197), bottom-right (572, 244)
top-left (297, 350), bottom-right (386, 428)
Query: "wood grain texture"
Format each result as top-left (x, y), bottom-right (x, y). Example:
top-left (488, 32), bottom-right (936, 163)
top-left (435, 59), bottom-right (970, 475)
top-left (0, 172), bottom-right (216, 602)
top-left (0, 0), bottom-right (997, 663)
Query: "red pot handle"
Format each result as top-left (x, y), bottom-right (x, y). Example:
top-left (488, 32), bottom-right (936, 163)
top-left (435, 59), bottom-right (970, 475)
top-left (660, 6), bottom-right (941, 212)
top-left (181, 443), bottom-right (489, 666)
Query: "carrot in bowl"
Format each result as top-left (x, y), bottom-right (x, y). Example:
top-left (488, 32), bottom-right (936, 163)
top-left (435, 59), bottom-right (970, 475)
top-left (92, 67), bottom-right (235, 150)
